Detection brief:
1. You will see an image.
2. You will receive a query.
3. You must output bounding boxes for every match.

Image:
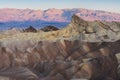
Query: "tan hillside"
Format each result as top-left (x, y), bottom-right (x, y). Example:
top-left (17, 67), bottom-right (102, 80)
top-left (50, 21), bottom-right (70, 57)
top-left (0, 15), bottom-right (119, 80)
top-left (0, 15), bottom-right (120, 42)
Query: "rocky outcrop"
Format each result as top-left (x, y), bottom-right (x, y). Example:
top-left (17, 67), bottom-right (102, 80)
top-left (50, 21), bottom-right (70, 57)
top-left (40, 26), bottom-right (59, 32)
top-left (23, 26), bottom-right (37, 32)
top-left (62, 15), bottom-right (120, 42)
top-left (0, 15), bottom-right (119, 80)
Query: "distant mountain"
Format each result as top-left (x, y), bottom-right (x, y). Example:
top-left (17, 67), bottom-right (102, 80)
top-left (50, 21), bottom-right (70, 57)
top-left (0, 21), bottom-right (68, 30)
top-left (0, 8), bottom-right (120, 22)
top-left (0, 8), bottom-right (120, 30)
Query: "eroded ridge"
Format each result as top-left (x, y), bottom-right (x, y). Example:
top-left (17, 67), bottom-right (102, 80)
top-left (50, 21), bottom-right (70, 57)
top-left (0, 15), bottom-right (120, 42)
top-left (0, 15), bottom-right (119, 80)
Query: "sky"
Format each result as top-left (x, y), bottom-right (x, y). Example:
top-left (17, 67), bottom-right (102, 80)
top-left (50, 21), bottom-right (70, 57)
top-left (0, 0), bottom-right (119, 13)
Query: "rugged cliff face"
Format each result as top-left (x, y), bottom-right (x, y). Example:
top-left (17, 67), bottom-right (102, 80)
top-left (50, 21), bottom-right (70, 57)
top-left (0, 15), bottom-right (119, 80)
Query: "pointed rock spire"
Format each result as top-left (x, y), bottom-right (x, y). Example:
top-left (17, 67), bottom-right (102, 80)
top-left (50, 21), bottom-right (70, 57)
top-left (69, 14), bottom-right (88, 33)
top-left (71, 14), bottom-right (86, 25)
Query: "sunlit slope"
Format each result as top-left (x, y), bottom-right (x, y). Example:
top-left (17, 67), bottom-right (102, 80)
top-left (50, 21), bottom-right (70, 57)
top-left (0, 15), bottom-right (120, 42)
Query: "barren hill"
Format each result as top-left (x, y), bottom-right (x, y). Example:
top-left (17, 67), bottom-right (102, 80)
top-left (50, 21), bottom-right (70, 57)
top-left (0, 15), bottom-right (119, 80)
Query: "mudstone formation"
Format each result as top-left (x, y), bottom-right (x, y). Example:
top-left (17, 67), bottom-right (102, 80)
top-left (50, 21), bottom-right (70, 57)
top-left (0, 15), bottom-right (119, 80)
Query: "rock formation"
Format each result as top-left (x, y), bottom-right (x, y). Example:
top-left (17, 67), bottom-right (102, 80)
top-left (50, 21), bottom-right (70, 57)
top-left (23, 26), bottom-right (37, 32)
top-left (0, 15), bottom-right (119, 80)
top-left (40, 26), bottom-right (59, 32)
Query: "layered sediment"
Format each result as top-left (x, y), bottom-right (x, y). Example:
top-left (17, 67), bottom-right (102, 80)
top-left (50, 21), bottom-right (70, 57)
top-left (0, 15), bottom-right (119, 80)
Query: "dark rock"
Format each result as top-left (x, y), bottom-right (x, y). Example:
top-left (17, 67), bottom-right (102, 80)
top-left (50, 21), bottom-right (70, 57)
top-left (23, 26), bottom-right (37, 32)
top-left (41, 25), bottom-right (59, 32)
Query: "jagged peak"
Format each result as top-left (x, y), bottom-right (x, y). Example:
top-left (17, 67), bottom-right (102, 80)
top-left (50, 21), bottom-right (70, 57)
top-left (69, 15), bottom-right (88, 33)
top-left (71, 14), bottom-right (86, 24)
top-left (23, 26), bottom-right (37, 32)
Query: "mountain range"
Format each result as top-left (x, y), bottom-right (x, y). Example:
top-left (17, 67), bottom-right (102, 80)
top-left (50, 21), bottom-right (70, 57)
top-left (0, 8), bottom-right (120, 30)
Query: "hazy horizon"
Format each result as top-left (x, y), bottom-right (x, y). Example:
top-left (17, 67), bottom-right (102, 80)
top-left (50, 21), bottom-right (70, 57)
top-left (0, 0), bottom-right (119, 13)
